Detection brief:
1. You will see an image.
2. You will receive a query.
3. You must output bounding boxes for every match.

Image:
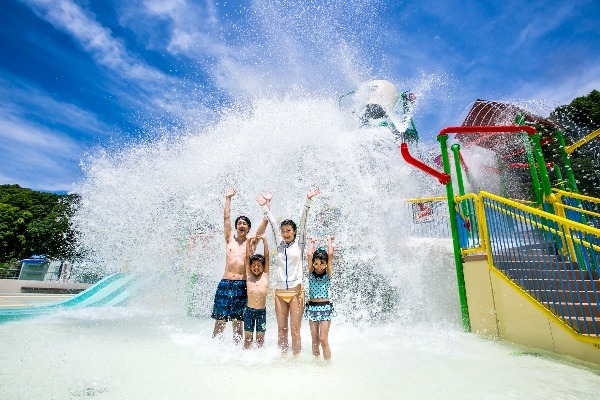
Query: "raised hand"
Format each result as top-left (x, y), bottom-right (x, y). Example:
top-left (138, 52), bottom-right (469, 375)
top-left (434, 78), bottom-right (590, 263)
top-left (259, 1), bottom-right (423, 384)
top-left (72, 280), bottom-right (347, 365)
top-left (226, 187), bottom-right (237, 198)
top-left (262, 192), bottom-right (273, 202)
top-left (256, 195), bottom-right (267, 206)
top-left (307, 187), bottom-right (320, 200)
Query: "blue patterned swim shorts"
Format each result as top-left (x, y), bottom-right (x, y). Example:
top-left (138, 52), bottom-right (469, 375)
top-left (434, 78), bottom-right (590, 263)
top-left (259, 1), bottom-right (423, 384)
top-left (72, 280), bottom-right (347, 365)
top-left (211, 279), bottom-right (247, 321)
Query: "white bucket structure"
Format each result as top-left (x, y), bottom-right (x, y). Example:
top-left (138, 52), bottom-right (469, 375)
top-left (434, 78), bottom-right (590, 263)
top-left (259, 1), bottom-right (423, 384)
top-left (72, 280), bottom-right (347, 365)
top-left (354, 79), bottom-right (399, 123)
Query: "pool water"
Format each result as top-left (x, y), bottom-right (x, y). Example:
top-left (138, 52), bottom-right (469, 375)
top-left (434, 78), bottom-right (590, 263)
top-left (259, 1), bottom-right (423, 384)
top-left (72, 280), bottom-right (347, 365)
top-left (1, 305), bottom-right (599, 400)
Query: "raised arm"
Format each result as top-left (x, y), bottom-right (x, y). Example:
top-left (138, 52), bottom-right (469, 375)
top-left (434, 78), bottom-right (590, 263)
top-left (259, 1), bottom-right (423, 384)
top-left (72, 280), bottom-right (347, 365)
top-left (224, 188), bottom-right (237, 242)
top-left (326, 236), bottom-right (334, 275)
top-left (245, 235), bottom-right (256, 276)
top-left (257, 192), bottom-right (280, 244)
top-left (254, 192), bottom-right (271, 238)
top-left (298, 188), bottom-right (320, 254)
top-left (307, 238), bottom-right (316, 274)
top-left (260, 234), bottom-right (270, 274)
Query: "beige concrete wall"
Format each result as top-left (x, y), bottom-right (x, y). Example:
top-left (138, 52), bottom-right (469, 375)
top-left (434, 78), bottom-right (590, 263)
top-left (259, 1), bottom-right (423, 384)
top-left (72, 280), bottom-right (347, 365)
top-left (463, 256), bottom-right (498, 338)
top-left (462, 255), bottom-right (600, 365)
top-left (0, 279), bottom-right (90, 294)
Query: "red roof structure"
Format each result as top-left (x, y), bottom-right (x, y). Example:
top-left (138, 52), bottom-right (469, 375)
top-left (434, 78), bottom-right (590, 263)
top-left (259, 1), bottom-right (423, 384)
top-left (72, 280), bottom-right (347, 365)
top-left (456, 99), bottom-right (559, 155)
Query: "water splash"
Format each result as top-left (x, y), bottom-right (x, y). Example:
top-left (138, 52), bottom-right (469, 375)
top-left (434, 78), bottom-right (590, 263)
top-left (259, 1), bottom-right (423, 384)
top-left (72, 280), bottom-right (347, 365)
top-left (71, 93), bottom-right (460, 326)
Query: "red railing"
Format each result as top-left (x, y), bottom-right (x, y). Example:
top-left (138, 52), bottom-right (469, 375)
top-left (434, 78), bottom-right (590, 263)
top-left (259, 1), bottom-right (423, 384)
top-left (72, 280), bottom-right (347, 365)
top-left (400, 125), bottom-right (537, 185)
top-left (438, 125), bottom-right (536, 137)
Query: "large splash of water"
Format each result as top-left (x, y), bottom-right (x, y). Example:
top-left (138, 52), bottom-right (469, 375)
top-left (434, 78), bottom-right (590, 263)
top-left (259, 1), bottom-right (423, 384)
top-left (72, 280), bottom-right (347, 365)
top-left (71, 93), bottom-right (459, 326)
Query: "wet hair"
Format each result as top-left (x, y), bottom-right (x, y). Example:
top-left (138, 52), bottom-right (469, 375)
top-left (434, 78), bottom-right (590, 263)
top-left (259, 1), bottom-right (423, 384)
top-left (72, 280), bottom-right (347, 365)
top-left (235, 215), bottom-right (251, 230)
top-left (249, 254), bottom-right (265, 267)
top-left (312, 248), bottom-right (329, 264)
top-left (280, 219), bottom-right (297, 232)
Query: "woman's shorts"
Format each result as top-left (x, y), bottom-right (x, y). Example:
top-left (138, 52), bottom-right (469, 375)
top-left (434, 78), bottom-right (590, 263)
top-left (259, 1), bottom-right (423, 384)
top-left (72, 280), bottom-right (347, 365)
top-left (304, 301), bottom-right (335, 322)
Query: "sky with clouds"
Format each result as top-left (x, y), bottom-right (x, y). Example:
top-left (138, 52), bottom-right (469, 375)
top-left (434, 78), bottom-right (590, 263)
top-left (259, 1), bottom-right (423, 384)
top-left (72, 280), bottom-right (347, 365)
top-left (1, 0), bottom-right (599, 191)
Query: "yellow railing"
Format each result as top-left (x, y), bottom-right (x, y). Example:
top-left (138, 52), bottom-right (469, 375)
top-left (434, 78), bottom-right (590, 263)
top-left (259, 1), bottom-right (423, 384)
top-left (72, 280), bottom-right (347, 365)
top-left (455, 191), bottom-right (600, 338)
top-left (552, 189), bottom-right (600, 229)
top-left (564, 127), bottom-right (600, 154)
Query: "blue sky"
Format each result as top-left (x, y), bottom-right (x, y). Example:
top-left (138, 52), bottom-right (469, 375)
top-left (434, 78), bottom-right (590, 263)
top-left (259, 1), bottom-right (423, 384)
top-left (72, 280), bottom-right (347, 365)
top-left (1, 0), bottom-right (599, 192)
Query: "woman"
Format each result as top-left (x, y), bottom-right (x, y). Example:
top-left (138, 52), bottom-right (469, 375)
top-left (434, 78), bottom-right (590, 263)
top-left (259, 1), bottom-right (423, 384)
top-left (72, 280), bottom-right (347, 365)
top-left (256, 188), bottom-right (320, 354)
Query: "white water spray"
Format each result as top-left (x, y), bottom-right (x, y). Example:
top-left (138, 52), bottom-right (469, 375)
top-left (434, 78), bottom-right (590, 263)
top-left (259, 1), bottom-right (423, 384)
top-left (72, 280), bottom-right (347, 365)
top-left (71, 93), bottom-right (458, 326)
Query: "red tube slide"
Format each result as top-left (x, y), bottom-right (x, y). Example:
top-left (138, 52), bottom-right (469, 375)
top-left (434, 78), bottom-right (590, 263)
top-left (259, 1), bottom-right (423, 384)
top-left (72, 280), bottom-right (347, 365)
top-left (400, 143), bottom-right (451, 185)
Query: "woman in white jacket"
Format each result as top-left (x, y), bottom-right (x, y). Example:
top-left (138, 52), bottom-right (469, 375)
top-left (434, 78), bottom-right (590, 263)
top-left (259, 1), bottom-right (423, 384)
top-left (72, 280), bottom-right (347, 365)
top-left (257, 188), bottom-right (320, 354)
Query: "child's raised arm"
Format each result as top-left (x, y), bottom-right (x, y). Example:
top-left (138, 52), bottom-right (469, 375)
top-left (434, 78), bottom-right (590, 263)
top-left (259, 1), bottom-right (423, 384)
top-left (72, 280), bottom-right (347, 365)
top-left (259, 234), bottom-right (270, 274)
top-left (245, 235), bottom-right (256, 276)
top-left (307, 238), bottom-right (316, 274)
top-left (327, 236), bottom-right (334, 275)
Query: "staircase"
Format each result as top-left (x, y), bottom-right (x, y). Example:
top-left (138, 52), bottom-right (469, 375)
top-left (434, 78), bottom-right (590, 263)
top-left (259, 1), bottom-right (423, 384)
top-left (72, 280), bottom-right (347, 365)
top-left (492, 240), bottom-right (600, 336)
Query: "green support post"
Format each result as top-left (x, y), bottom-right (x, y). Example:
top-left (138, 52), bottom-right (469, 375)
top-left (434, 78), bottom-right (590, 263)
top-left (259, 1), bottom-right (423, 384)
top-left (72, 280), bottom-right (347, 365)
top-left (400, 92), bottom-right (419, 144)
top-left (515, 114), bottom-right (543, 206)
top-left (451, 144), bottom-right (467, 197)
top-left (187, 273), bottom-right (198, 317)
top-left (554, 164), bottom-right (565, 190)
top-left (553, 129), bottom-right (579, 193)
top-left (439, 135), bottom-right (471, 332)
top-left (530, 133), bottom-right (554, 211)
top-left (451, 144), bottom-right (470, 225)
top-left (522, 134), bottom-right (543, 206)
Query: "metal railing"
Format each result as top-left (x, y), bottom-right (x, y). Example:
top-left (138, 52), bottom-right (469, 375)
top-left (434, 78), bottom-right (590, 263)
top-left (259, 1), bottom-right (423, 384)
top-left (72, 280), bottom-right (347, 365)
top-left (403, 197), bottom-right (451, 238)
top-left (460, 191), bottom-right (600, 337)
top-left (553, 189), bottom-right (600, 229)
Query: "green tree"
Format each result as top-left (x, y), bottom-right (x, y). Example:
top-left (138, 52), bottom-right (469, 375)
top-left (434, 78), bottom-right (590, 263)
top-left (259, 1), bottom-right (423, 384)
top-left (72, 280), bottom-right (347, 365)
top-left (0, 185), bottom-right (79, 263)
top-left (550, 90), bottom-right (600, 197)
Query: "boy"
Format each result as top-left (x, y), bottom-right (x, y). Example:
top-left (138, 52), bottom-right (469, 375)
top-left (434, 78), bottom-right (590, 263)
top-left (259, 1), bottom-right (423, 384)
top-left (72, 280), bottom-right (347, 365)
top-left (243, 234), bottom-right (270, 349)
top-left (211, 188), bottom-right (266, 343)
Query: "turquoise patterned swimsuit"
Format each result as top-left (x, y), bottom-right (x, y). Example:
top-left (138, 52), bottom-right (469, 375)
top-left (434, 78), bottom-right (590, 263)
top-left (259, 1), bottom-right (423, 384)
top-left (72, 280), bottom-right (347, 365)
top-left (305, 272), bottom-right (335, 322)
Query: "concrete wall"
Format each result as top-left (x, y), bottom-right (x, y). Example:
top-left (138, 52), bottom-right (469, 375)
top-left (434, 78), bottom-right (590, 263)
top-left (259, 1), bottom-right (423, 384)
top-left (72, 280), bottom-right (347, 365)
top-left (463, 255), bottom-right (600, 365)
top-left (0, 279), bottom-right (91, 294)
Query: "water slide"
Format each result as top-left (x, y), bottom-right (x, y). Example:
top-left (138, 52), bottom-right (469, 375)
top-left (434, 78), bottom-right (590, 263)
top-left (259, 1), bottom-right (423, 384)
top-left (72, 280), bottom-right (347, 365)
top-left (0, 273), bottom-right (146, 323)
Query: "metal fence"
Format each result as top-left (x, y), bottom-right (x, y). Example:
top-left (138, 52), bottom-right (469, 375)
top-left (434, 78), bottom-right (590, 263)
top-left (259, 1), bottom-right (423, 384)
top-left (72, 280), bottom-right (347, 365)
top-left (477, 191), bottom-right (600, 337)
top-left (403, 197), bottom-right (451, 238)
top-left (554, 189), bottom-right (600, 229)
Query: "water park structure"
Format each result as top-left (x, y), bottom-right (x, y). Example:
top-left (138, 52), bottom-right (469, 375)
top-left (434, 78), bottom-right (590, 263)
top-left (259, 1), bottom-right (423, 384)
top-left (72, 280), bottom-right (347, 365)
top-left (393, 90), bottom-right (600, 364)
top-left (1, 81), bottom-right (600, 398)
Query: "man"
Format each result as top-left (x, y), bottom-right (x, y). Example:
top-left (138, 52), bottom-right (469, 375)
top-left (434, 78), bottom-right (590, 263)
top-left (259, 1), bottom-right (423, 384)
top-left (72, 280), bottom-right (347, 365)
top-left (211, 188), bottom-right (266, 343)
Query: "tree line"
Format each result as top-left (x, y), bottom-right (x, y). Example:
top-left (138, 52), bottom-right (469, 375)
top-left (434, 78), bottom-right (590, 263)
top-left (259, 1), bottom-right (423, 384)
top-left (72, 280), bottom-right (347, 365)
top-left (0, 185), bottom-right (79, 267)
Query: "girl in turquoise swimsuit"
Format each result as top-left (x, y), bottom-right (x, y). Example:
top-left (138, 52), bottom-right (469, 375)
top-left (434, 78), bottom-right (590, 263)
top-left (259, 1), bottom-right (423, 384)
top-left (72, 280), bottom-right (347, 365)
top-left (306, 236), bottom-right (335, 360)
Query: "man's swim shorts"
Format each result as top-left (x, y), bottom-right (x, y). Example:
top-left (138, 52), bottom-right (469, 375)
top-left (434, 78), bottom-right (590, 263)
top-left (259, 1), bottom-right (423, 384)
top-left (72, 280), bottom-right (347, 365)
top-left (211, 279), bottom-right (247, 321)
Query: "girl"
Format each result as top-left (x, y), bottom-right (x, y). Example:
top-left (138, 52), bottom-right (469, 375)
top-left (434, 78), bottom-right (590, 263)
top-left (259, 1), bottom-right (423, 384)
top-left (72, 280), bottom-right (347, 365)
top-left (306, 236), bottom-right (335, 360)
top-left (256, 188), bottom-right (320, 354)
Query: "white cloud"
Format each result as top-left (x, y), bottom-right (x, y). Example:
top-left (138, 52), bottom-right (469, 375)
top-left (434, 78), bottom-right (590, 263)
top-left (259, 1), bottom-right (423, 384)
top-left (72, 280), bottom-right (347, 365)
top-left (21, 0), bottom-right (164, 82)
top-left (0, 74), bottom-right (111, 138)
top-left (510, 63), bottom-right (600, 107)
top-left (513, 4), bottom-right (575, 50)
top-left (19, 0), bottom-right (210, 121)
top-left (0, 115), bottom-right (83, 190)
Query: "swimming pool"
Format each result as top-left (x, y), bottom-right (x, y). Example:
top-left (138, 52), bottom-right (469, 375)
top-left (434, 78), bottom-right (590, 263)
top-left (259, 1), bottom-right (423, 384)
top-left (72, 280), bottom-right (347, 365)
top-left (2, 305), bottom-right (599, 399)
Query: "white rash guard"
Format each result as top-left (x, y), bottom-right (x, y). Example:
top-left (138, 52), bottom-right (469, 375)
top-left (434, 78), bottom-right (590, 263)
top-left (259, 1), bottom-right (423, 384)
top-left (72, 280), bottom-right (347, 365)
top-left (263, 198), bottom-right (312, 290)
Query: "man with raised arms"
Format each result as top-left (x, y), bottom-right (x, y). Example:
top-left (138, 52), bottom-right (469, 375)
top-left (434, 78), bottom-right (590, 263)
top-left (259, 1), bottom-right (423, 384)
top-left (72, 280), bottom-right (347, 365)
top-left (211, 188), bottom-right (266, 343)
